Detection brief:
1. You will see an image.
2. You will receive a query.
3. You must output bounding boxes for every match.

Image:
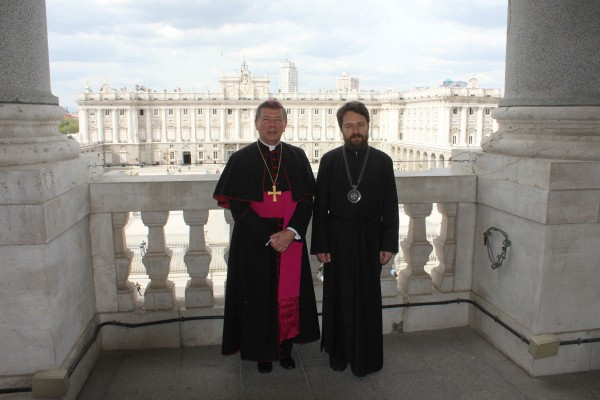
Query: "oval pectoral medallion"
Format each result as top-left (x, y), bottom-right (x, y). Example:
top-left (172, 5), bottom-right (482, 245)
top-left (347, 188), bottom-right (362, 203)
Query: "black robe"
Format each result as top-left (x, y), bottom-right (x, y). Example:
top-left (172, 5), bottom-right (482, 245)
top-left (311, 145), bottom-right (399, 376)
top-left (214, 141), bottom-right (320, 361)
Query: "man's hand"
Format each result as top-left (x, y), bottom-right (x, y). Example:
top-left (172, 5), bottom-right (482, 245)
top-left (269, 230), bottom-right (295, 253)
top-left (316, 253), bottom-right (331, 263)
top-left (380, 251), bottom-right (394, 265)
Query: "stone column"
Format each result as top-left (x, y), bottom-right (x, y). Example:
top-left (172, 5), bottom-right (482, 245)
top-left (183, 210), bottom-right (213, 307)
top-left (220, 108), bottom-right (226, 141)
top-left (462, 0), bottom-right (600, 377)
top-left (161, 109), bottom-right (167, 142)
top-left (0, 2), bottom-right (79, 166)
top-left (79, 109), bottom-right (89, 143)
top-left (459, 107), bottom-right (467, 146)
top-left (234, 108), bottom-right (241, 140)
top-left (112, 108), bottom-right (118, 142)
top-left (0, 1), bottom-right (93, 392)
top-left (98, 108), bottom-right (105, 141)
top-left (175, 108), bottom-right (182, 142)
top-left (475, 107), bottom-right (483, 145)
top-left (206, 110), bottom-right (211, 142)
top-left (191, 108), bottom-right (197, 143)
top-left (482, 0), bottom-right (600, 160)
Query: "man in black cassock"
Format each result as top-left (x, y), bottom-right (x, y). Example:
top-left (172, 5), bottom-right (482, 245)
top-left (213, 100), bottom-right (320, 374)
top-left (311, 101), bottom-right (399, 377)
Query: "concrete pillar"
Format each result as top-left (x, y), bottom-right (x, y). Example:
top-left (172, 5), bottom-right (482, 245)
top-left (98, 108), bottom-right (105, 141)
top-left (463, 0), bottom-right (600, 377)
top-left (79, 108), bottom-right (89, 143)
top-left (0, 1), bottom-right (79, 166)
top-left (482, 0), bottom-right (600, 160)
top-left (0, 1), bottom-right (95, 395)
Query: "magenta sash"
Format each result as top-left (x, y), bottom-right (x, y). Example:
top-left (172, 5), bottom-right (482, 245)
top-left (250, 191), bottom-right (302, 342)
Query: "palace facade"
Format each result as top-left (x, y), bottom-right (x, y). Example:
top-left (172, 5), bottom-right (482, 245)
top-left (76, 61), bottom-right (500, 170)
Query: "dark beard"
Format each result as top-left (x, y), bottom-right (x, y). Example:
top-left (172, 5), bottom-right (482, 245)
top-left (343, 134), bottom-right (368, 151)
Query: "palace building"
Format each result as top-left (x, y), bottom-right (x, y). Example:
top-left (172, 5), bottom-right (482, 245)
top-left (76, 60), bottom-right (500, 170)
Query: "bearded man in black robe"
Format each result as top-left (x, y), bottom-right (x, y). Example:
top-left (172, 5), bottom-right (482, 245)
top-left (311, 101), bottom-right (399, 377)
top-left (214, 100), bottom-right (320, 374)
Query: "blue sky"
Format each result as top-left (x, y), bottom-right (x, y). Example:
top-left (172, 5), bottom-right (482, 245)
top-left (45, 0), bottom-right (508, 111)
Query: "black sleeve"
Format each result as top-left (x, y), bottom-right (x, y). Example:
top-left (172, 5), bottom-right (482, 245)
top-left (287, 195), bottom-right (313, 240)
top-left (310, 157), bottom-right (330, 254)
top-left (379, 157), bottom-right (399, 253)
top-left (229, 200), bottom-right (275, 248)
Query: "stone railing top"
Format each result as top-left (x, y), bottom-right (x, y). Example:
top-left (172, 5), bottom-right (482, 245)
top-left (89, 170), bottom-right (477, 214)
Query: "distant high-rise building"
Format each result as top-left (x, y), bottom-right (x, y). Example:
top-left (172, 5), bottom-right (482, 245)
top-left (336, 71), bottom-right (359, 91)
top-left (279, 60), bottom-right (298, 93)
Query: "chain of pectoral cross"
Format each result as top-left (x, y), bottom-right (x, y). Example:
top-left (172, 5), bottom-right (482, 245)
top-left (257, 142), bottom-right (282, 202)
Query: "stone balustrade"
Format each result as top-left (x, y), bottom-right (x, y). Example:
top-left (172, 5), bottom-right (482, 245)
top-left (89, 170), bottom-right (476, 349)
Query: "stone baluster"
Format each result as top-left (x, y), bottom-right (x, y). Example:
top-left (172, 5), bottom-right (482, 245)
top-left (141, 211), bottom-right (175, 310)
top-left (112, 212), bottom-right (137, 311)
top-left (305, 221), bottom-right (323, 302)
top-left (431, 203), bottom-right (457, 292)
top-left (183, 210), bottom-right (213, 307)
top-left (381, 258), bottom-right (398, 297)
top-left (208, 244), bottom-right (228, 274)
top-left (398, 203), bottom-right (433, 295)
top-left (208, 210), bottom-right (232, 296)
top-left (223, 209), bottom-right (234, 264)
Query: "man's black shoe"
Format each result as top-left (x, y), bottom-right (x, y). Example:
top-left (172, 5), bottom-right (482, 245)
top-left (279, 355), bottom-right (296, 370)
top-left (330, 360), bottom-right (347, 372)
top-left (257, 361), bottom-right (273, 373)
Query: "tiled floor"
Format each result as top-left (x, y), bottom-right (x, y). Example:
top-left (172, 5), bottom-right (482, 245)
top-left (77, 327), bottom-right (600, 399)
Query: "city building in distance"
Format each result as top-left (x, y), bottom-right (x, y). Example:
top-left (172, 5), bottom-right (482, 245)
top-left (76, 61), bottom-right (500, 170)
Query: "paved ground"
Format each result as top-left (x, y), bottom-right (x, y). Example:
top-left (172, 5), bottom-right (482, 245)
top-left (77, 327), bottom-right (600, 399)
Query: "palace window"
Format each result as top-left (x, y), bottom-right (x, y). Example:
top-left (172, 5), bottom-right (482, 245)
top-left (198, 151), bottom-right (204, 160)
top-left (139, 109), bottom-right (144, 116)
top-left (328, 109), bottom-right (333, 115)
top-left (153, 109), bottom-right (159, 116)
top-left (183, 109), bottom-right (188, 115)
top-left (212, 109), bottom-right (217, 115)
top-left (213, 151), bottom-right (218, 159)
top-left (89, 111), bottom-right (96, 117)
top-left (485, 108), bottom-right (491, 115)
top-left (469, 108), bottom-right (474, 115)
top-left (452, 107), bottom-right (458, 115)
top-left (300, 109), bottom-right (305, 115)
top-left (227, 109), bottom-right (233, 115)
top-left (197, 109), bottom-right (203, 115)
top-left (104, 110), bottom-right (110, 116)
top-left (119, 109), bottom-right (125, 116)
top-left (314, 109), bottom-right (319, 115)
top-left (168, 109), bottom-right (174, 115)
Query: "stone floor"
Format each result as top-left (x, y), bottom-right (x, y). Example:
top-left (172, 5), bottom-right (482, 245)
top-left (77, 327), bottom-right (600, 400)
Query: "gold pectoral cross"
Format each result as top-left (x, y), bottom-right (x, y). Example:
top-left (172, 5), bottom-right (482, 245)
top-left (268, 184), bottom-right (282, 202)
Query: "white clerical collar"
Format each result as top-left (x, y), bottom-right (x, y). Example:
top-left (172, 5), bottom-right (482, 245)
top-left (258, 139), bottom-right (280, 151)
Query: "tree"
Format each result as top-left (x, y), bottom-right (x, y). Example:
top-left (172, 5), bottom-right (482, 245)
top-left (58, 118), bottom-right (79, 135)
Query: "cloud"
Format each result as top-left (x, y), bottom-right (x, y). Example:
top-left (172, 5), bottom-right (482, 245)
top-left (46, 0), bottom-right (507, 109)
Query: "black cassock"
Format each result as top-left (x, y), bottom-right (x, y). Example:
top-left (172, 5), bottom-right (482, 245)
top-left (213, 141), bottom-right (320, 361)
top-left (311, 145), bottom-right (399, 376)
